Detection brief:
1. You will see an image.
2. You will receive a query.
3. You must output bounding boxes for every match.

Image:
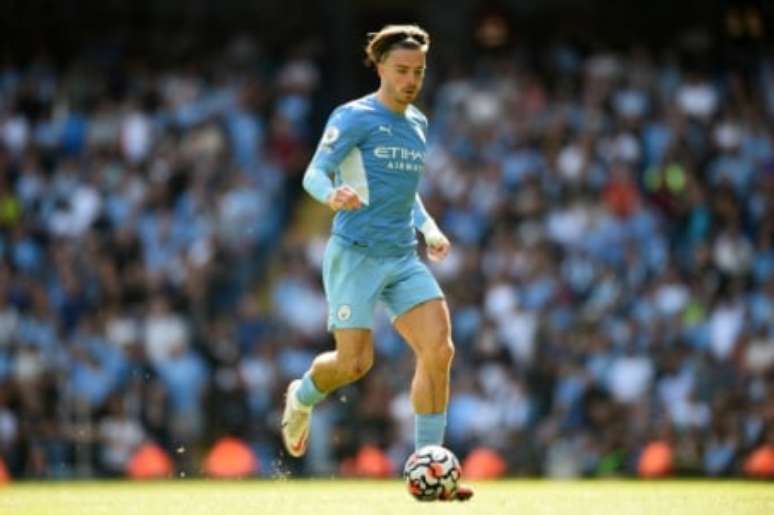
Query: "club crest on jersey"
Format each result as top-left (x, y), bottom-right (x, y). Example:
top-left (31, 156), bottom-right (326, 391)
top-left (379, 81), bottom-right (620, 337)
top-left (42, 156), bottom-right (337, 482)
top-left (321, 126), bottom-right (340, 146)
top-left (337, 305), bottom-right (352, 321)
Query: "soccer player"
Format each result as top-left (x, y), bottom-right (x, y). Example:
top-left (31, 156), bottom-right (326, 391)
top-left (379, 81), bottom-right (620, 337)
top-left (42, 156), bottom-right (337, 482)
top-left (281, 24), bottom-right (472, 501)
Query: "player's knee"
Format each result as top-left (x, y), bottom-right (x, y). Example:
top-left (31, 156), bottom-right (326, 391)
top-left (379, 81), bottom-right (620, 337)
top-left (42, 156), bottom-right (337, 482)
top-left (437, 339), bottom-right (455, 366)
top-left (420, 332), bottom-right (454, 368)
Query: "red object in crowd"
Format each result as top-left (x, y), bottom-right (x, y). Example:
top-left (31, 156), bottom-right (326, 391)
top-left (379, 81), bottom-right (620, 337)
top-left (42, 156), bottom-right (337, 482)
top-left (638, 440), bottom-right (673, 478)
top-left (603, 178), bottom-right (640, 218)
top-left (340, 445), bottom-right (393, 478)
top-left (462, 447), bottom-right (507, 479)
top-left (0, 457), bottom-right (9, 485)
top-left (744, 445), bottom-right (774, 478)
top-left (127, 443), bottom-right (174, 479)
top-left (204, 437), bottom-right (258, 478)
top-left (355, 445), bottom-right (393, 478)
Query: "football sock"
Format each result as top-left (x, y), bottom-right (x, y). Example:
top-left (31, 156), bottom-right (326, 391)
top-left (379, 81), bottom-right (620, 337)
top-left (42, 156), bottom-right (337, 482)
top-left (415, 412), bottom-right (447, 451)
top-left (295, 370), bottom-right (327, 408)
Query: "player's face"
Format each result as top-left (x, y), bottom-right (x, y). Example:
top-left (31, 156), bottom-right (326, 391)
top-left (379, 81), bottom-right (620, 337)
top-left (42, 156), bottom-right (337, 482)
top-left (378, 48), bottom-right (426, 106)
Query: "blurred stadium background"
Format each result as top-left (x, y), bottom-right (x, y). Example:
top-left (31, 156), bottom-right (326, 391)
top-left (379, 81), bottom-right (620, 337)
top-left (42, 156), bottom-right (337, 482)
top-left (0, 0), bottom-right (772, 484)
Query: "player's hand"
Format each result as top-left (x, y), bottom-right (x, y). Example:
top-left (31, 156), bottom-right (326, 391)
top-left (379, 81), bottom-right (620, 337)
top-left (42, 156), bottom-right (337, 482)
top-left (424, 228), bottom-right (450, 262)
top-left (327, 185), bottom-right (363, 211)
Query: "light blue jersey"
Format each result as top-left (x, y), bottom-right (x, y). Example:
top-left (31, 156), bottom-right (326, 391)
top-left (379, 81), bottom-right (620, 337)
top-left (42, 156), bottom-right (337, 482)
top-left (303, 93), bottom-right (443, 330)
top-left (303, 93), bottom-right (434, 256)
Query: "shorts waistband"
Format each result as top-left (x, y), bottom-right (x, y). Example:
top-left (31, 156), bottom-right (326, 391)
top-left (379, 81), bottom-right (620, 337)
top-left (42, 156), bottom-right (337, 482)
top-left (331, 233), bottom-right (416, 257)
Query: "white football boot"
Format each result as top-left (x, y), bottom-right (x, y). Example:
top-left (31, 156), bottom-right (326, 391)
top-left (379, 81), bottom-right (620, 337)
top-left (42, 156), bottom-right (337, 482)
top-left (281, 380), bottom-right (312, 457)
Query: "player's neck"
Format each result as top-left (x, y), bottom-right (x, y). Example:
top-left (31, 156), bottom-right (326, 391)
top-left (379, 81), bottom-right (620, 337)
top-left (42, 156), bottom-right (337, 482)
top-left (375, 89), bottom-right (408, 114)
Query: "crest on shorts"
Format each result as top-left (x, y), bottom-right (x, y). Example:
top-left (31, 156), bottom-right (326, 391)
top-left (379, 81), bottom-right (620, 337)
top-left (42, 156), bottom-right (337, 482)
top-left (337, 304), bottom-right (351, 321)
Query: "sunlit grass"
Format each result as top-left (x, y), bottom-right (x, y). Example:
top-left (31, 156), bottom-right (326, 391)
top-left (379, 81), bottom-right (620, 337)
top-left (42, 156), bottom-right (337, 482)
top-left (1, 479), bottom-right (773, 515)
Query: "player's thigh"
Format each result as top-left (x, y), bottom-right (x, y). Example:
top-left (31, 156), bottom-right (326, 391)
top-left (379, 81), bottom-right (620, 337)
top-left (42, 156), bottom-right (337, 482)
top-left (332, 328), bottom-right (374, 364)
top-left (322, 238), bottom-right (384, 330)
top-left (380, 254), bottom-right (444, 326)
top-left (382, 255), bottom-right (448, 351)
top-left (392, 298), bottom-right (451, 354)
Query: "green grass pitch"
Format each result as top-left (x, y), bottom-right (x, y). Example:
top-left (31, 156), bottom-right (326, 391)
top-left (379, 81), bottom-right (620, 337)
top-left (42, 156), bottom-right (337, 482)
top-left (1, 479), bottom-right (773, 515)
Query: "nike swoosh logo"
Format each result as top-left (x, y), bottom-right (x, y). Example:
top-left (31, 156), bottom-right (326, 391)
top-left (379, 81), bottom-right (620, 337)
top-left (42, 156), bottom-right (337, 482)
top-left (290, 430), bottom-right (308, 454)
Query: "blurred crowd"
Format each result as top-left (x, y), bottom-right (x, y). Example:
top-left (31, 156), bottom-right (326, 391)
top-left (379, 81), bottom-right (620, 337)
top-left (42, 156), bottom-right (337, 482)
top-left (0, 36), bottom-right (321, 477)
top-left (0, 33), bottom-right (773, 479)
top-left (414, 45), bottom-right (774, 478)
top-left (273, 44), bottom-right (774, 478)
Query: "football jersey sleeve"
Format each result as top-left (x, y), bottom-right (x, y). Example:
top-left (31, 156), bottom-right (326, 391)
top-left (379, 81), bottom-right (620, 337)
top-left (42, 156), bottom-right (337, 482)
top-left (302, 106), bottom-right (367, 204)
top-left (412, 193), bottom-right (437, 234)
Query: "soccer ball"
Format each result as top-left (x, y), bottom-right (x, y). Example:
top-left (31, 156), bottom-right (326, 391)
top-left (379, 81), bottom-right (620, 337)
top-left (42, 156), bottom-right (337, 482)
top-left (403, 445), bottom-right (462, 501)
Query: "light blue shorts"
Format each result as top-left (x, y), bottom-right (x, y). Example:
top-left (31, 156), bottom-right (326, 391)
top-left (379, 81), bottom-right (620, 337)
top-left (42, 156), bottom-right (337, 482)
top-left (322, 236), bottom-right (444, 331)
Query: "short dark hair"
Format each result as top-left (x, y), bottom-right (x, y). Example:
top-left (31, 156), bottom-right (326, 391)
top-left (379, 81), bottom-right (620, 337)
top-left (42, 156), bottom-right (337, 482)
top-left (364, 24), bottom-right (430, 68)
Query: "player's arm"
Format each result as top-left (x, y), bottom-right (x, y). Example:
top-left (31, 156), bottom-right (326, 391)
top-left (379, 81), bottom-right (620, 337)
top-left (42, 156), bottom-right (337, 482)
top-left (413, 193), bottom-right (450, 262)
top-left (303, 108), bottom-right (364, 211)
top-left (303, 168), bottom-right (361, 211)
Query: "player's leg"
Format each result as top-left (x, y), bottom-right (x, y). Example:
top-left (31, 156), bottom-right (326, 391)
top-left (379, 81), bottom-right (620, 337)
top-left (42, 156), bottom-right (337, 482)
top-left (381, 255), bottom-right (450, 449)
top-left (281, 329), bottom-right (374, 457)
top-left (393, 299), bottom-right (454, 447)
top-left (282, 238), bottom-right (381, 457)
top-left (384, 256), bottom-right (473, 501)
top-left (307, 328), bottom-right (374, 393)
